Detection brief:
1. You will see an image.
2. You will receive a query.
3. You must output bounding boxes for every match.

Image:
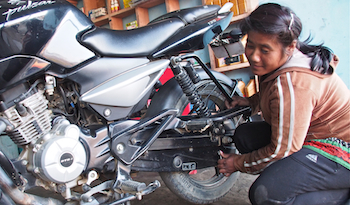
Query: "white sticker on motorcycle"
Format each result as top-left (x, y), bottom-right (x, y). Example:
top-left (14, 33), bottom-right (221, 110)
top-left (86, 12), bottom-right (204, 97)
top-left (182, 162), bottom-right (196, 171)
top-left (3, 0), bottom-right (56, 21)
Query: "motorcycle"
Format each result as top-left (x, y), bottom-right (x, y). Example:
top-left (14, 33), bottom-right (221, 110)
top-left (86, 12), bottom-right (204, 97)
top-left (0, 1), bottom-right (251, 204)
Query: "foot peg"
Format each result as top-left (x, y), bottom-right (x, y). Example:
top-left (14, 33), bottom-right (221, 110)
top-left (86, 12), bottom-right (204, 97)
top-left (118, 180), bottom-right (147, 194)
top-left (109, 180), bottom-right (161, 205)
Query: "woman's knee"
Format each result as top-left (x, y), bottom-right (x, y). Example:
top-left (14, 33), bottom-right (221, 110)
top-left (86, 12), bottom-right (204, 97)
top-left (248, 178), bottom-right (294, 205)
top-left (249, 179), bottom-right (270, 205)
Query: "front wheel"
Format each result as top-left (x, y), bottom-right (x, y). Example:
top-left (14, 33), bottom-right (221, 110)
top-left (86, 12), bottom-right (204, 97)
top-left (159, 79), bottom-right (244, 204)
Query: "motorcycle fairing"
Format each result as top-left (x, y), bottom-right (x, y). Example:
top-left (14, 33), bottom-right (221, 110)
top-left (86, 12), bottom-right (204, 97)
top-left (0, 1), bottom-right (94, 93)
top-left (38, 9), bottom-right (95, 68)
top-left (0, 55), bottom-right (50, 93)
top-left (74, 59), bottom-right (169, 120)
top-left (66, 57), bottom-right (150, 94)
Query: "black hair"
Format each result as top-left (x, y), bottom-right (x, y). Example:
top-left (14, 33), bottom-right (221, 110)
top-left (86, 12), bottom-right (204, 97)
top-left (240, 3), bottom-right (333, 74)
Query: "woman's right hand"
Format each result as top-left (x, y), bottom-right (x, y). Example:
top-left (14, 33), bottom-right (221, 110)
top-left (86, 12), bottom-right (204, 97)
top-left (225, 96), bottom-right (250, 109)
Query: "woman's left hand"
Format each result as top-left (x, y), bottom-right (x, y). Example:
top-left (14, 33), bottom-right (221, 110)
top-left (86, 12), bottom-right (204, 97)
top-left (217, 151), bottom-right (240, 177)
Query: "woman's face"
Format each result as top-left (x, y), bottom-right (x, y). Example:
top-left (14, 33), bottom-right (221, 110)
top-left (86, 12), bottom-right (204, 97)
top-left (245, 31), bottom-right (290, 76)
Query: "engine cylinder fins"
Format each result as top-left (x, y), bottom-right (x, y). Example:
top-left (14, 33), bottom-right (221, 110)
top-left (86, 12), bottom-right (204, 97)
top-left (4, 90), bottom-right (52, 146)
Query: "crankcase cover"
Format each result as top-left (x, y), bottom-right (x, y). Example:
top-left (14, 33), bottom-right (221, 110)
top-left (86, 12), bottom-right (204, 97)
top-left (34, 120), bottom-right (86, 184)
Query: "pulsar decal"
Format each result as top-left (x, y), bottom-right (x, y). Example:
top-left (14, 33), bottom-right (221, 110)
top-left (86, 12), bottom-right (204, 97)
top-left (8, 0), bottom-right (27, 5)
top-left (3, 0), bottom-right (56, 21)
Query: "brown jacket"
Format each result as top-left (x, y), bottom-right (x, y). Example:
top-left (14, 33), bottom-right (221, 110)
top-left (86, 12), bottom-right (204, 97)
top-left (235, 50), bottom-right (350, 174)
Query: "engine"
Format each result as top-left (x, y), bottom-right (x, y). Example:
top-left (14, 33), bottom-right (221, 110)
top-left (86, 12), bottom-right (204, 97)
top-left (1, 87), bottom-right (87, 184)
top-left (32, 117), bottom-right (87, 184)
top-left (4, 89), bottom-right (52, 146)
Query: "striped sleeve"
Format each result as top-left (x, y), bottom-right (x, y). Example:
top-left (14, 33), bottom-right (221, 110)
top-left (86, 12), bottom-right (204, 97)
top-left (237, 72), bottom-right (313, 174)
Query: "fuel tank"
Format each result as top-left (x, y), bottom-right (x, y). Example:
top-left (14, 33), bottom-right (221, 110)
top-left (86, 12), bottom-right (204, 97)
top-left (0, 0), bottom-right (94, 92)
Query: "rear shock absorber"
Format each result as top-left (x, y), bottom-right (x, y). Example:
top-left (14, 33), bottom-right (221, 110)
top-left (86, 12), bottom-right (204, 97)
top-left (170, 57), bottom-right (210, 117)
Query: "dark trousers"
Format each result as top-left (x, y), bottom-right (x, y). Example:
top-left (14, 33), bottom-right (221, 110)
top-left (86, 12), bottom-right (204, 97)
top-left (233, 121), bottom-right (350, 205)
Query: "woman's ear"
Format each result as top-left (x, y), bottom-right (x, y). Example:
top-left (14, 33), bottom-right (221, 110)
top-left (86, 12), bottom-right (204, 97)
top-left (286, 40), bottom-right (297, 56)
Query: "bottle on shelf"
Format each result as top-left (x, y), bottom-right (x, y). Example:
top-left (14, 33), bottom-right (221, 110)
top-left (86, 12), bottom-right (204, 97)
top-left (111, 0), bottom-right (115, 12)
top-left (111, 0), bottom-right (120, 12)
top-left (115, 0), bottom-right (120, 11)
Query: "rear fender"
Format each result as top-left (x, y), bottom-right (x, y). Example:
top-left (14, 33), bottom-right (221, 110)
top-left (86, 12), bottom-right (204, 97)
top-left (144, 69), bottom-right (235, 118)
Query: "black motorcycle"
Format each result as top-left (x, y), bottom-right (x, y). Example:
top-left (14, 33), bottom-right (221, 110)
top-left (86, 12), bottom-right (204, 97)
top-left (0, 1), bottom-right (250, 204)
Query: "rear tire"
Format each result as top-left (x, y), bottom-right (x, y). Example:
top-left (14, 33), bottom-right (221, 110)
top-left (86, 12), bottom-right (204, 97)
top-left (160, 169), bottom-right (239, 204)
top-left (159, 79), bottom-right (244, 204)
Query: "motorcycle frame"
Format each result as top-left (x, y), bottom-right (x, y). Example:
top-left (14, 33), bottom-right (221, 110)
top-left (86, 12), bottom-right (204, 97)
top-left (0, 1), bottom-right (250, 203)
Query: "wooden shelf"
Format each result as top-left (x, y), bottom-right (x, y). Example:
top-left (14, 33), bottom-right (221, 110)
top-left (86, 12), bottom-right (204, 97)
top-left (83, 0), bottom-right (180, 30)
top-left (213, 62), bottom-right (250, 72)
top-left (208, 0), bottom-right (258, 73)
top-left (92, 15), bottom-right (110, 27)
top-left (110, 7), bottom-right (136, 19)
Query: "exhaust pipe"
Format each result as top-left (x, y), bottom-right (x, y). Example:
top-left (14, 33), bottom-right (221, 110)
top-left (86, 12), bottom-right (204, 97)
top-left (0, 159), bottom-right (64, 205)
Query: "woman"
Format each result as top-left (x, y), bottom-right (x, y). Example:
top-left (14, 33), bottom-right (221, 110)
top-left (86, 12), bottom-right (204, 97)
top-left (218, 3), bottom-right (350, 205)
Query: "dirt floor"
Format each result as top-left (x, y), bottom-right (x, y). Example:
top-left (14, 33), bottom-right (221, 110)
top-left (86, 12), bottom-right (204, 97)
top-left (131, 172), bottom-right (258, 205)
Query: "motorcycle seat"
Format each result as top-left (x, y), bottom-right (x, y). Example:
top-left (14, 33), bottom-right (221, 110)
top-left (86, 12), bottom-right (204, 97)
top-left (149, 5), bottom-right (220, 25)
top-left (80, 18), bottom-right (185, 57)
top-left (80, 5), bottom-right (221, 58)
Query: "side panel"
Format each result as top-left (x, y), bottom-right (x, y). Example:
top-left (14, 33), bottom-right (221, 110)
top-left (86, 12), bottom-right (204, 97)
top-left (66, 57), bottom-right (150, 94)
top-left (80, 59), bottom-right (169, 107)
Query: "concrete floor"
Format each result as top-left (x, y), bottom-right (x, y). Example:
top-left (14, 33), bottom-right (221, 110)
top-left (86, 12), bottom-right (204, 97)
top-left (131, 172), bottom-right (258, 205)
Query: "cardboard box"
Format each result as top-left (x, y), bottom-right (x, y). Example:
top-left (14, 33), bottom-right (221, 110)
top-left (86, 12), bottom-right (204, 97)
top-left (126, 20), bottom-right (138, 29)
top-left (88, 7), bottom-right (107, 20)
top-left (123, 0), bottom-right (132, 8)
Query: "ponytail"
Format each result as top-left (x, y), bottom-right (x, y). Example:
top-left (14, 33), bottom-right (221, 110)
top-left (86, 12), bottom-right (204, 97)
top-left (298, 37), bottom-right (334, 74)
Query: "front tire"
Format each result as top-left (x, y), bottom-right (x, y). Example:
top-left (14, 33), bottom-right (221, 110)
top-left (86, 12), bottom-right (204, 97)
top-left (158, 79), bottom-right (243, 204)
